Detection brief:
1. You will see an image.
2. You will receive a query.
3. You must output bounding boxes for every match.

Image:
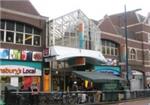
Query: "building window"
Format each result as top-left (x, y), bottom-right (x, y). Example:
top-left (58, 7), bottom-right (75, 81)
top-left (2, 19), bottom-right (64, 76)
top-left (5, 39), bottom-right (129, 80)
top-left (34, 35), bottom-right (41, 46)
top-left (6, 32), bottom-right (14, 43)
top-left (130, 48), bottom-right (136, 60)
top-left (34, 28), bottom-right (41, 35)
top-left (148, 33), bottom-right (150, 43)
top-left (0, 20), bottom-right (41, 46)
top-left (16, 22), bottom-right (24, 32)
top-left (25, 34), bottom-right (32, 45)
top-left (0, 31), bottom-right (4, 42)
top-left (16, 33), bottom-right (23, 44)
top-left (102, 40), bottom-right (119, 56)
top-left (25, 25), bottom-right (32, 34)
top-left (0, 20), bottom-right (5, 29)
top-left (6, 21), bottom-right (14, 31)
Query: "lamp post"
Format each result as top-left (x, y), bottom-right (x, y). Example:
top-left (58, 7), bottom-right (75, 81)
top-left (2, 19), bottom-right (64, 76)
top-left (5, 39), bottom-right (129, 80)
top-left (124, 5), bottom-right (141, 89)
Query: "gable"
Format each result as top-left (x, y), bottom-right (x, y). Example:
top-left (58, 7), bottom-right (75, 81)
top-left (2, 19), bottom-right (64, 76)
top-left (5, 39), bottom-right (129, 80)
top-left (1, 0), bottom-right (40, 16)
top-left (99, 16), bottom-right (119, 35)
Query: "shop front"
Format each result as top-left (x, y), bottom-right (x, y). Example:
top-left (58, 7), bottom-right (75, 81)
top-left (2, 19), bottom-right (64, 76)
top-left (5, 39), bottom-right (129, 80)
top-left (130, 70), bottom-right (144, 90)
top-left (43, 46), bottom-right (107, 92)
top-left (0, 60), bottom-right (42, 91)
top-left (0, 48), bottom-right (43, 93)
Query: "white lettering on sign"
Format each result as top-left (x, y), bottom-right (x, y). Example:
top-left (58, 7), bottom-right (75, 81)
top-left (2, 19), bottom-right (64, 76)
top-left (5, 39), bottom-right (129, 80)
top-left (0, 65), bottom-right (41, 76)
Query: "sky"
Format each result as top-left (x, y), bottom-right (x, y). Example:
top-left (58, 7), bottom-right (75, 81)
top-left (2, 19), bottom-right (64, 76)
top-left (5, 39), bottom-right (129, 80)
top-left (30, 0), bottom-right (150, 20)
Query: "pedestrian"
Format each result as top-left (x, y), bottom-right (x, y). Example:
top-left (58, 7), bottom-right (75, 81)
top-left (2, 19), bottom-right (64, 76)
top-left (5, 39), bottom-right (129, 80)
top-left (72, 81), bottom-right (78, 91)
top-left (29, 84), bottom-right (40, 105)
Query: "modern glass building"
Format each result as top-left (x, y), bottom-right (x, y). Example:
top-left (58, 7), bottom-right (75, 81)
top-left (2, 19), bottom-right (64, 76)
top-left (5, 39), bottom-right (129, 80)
top-left (43, 10), bottom-right (107, 92)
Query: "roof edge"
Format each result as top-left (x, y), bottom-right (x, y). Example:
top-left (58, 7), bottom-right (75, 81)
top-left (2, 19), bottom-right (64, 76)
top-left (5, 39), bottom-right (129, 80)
top-left (1, 7), bottom-right (49, 20)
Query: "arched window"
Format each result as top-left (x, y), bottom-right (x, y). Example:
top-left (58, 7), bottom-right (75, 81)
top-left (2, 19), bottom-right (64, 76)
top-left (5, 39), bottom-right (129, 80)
top-left (102, 40), bottom-right (119, 56)
top-left (130, 48), bottom-right (136, 60)
top-left (0, 20), bottom-right (42, 46)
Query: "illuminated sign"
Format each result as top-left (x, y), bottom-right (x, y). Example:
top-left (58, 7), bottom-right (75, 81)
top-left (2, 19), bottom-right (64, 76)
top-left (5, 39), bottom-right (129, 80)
top-left (95, 66), bottom-right (121, 76)
top-left (0, 65), bottom-right (41, 76)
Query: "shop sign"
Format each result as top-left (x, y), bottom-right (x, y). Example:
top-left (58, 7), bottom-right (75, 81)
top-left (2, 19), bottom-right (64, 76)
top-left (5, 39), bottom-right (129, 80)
top-left (0, 65), bottom-right (41, 76)
top-left (21, 50), bottom-right (32, 61)
top-left (43, 48), bottom-right (50, 57)
top-left (10, 49), bottom-right (21, 60)
top-left (0, 48), bottom-right (9, 59)
top-left (32, 52), bottom-right (42, 61)
top-left (95, 66), bottom-right (121, 76)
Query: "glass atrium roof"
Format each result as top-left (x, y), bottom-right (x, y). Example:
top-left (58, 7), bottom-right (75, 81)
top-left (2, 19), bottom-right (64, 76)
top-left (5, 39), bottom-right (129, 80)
top-left (47, 9), bottom-right (101, 51)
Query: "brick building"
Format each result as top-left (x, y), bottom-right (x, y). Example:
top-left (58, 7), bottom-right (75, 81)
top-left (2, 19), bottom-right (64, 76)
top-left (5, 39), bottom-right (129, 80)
top-left (98, 11), bottom-right (150, 90)
top-left (0, 0), bottom-right (48, 92)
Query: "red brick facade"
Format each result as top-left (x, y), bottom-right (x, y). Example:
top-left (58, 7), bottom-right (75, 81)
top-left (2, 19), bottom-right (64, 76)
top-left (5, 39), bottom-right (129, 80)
top-left (98, 12), bottom-right (150, 88)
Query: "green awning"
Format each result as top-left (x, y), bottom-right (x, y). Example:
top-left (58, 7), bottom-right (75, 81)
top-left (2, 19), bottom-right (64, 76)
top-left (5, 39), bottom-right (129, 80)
top-left (72, 71), bottom-right (123, 83)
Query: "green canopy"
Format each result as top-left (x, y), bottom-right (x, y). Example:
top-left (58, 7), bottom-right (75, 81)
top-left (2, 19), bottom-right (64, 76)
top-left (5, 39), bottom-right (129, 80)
top-left (72, 71), bottom-right (124, 83)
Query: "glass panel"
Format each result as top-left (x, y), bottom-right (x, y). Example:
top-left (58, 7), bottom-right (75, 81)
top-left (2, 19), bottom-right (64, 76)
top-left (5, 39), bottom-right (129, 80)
top-left (34, 28), bottom-right (41, 35)
top-left (25, 25), bottom-right (32, 33)
top-left (25, 34), bottom-right (32, 45)
top-left (102, 40), bottom-right (105, 46)
top-left (34, 36), bottom-right (40, 46)
top-left (115, 48), bottom-right (118, 55)
top-left (16, 33), bottom-right (23, 44)
top-left (102, 46), bottom-right (105, 54)
top-left (6, 32), bottom-right (14, 42)
top-left (111, 43), bottom-right (115, 47)
top-left (6, 21), bottom-right (14, 30)
top-left (107, 47), bottom-right (110, 55)
top-left (0, 20), bottom-right (5, 29)
top-left (111, 48), bottom-right (114, 55)
top-left (0, 31), bottom-right (4, 42)
top-left (16, 23), bottom-right (24, 32)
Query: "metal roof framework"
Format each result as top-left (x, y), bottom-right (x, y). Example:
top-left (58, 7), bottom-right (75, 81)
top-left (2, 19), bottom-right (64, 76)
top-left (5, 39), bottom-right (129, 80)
top-left (47, 9), bottom-right (101, 51)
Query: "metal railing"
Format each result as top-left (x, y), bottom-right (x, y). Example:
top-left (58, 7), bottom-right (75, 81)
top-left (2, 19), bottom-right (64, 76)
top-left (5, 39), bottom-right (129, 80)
top-left (3, 89), bottom-right (150, 105)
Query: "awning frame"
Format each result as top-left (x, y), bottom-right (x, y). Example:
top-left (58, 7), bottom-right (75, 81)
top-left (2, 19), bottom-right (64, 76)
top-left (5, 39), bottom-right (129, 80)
top-left (72, 71), bottom-right (124, 83)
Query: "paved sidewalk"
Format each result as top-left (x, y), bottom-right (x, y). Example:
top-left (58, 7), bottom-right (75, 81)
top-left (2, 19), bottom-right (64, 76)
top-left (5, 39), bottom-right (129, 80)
top-left (79, 97), bottom-right (150, 105)
top-left (105, 98), bottom-right (150, 105)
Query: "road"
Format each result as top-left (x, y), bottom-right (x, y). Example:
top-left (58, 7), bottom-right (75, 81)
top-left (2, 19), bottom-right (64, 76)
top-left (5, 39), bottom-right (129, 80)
top-left (108, 98), bottom-right (150, 105)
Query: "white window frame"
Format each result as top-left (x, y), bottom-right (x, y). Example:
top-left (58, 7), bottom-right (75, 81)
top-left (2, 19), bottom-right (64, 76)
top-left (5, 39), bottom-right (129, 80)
top-left (0, 20), bottom-right (41, 47)
top-left (33, 35), bottom-right (41, 46)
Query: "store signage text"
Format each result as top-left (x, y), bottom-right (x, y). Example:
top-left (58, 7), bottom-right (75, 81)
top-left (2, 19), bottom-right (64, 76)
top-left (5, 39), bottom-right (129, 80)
top-left (0, 68), bottom-right (36, 75)
top-left (0, 65), bottom-right (41, 76)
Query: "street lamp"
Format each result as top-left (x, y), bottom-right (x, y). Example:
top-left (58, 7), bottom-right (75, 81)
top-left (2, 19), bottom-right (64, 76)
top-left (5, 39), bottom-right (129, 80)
top-left (124, 5), bottom-right (141, 89)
